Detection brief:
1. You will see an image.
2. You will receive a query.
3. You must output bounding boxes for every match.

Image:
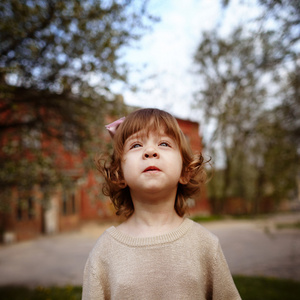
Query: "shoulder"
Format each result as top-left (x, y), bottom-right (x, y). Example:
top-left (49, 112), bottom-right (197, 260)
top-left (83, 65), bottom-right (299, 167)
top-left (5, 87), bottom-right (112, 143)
top-left (186, 219), bottom-right (220, 251)
top-left (188, 219), bottom-right (218, 240)
top-left (87, 227), bottom-right (116, 262)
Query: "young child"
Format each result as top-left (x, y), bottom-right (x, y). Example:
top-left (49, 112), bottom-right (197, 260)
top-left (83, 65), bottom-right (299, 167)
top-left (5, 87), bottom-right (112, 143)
top-left (82, 108), bottom-right (241, 300)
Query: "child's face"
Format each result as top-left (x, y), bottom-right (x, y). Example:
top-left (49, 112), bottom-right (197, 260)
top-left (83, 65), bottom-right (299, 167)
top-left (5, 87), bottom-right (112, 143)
top-left (121, 129), bottom-right (185, 198)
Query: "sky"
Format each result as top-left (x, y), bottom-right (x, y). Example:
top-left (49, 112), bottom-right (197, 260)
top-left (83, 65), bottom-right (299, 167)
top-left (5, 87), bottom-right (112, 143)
top-left (113, 0), bottom-right (261, 137)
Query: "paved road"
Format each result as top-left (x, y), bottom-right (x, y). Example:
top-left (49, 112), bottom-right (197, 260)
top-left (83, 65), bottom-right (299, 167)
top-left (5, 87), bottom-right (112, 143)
top-left (0, 213), bottom-right (299, 287)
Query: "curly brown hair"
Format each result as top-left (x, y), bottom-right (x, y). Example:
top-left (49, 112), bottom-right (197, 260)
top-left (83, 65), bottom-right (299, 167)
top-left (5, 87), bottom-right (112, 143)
top-left (97, 108), bottom-right (207, 218)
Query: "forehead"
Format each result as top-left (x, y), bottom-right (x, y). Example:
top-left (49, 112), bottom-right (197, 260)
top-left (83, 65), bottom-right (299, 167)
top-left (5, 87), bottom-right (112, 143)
top-left (121, 117), bottom-right (179, 142)
top-left (125, 129), bottom-right (174, 142)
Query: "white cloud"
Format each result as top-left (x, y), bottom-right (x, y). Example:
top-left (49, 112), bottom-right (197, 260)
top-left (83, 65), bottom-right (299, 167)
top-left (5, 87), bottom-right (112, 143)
top-left (112, 0), bottom-right (262, 122)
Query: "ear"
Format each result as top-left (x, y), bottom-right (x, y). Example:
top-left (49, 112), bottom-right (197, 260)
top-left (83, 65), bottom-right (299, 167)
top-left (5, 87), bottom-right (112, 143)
top-left (179, 177), bottom-right (188, 185)
top-left (116, 169), bottom-right (127, 188)
top-left (118, 175), bottom-right (128, 188)
top-left (119, 181), bottom-right (128, 189)
top-left (179, 169), bottom-right (190, 185)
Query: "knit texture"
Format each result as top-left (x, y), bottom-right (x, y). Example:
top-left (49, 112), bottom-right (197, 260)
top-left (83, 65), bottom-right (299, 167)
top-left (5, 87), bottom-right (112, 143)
top-left (82, 218), bottom-right (241, 300)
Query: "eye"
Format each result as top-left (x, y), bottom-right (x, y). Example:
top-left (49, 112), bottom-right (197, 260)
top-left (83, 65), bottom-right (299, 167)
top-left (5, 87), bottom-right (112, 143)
top-left (130, 143), bottom-right (142, 149)
top-left (159, 141), bottom-right (171, 147)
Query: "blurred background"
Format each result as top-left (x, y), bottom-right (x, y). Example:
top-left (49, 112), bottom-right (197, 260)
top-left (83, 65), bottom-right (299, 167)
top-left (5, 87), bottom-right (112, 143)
top-left (0, 0), bottom-right (299, 298)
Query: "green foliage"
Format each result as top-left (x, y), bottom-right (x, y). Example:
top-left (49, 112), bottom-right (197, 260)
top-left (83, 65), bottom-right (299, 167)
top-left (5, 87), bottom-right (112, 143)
top-left (0, 0), bottom-right (157, 89)
top-left (1, 276), bottom-right (300, 300)
top-left (195, 1), bottom-right (300, 214)
top-left (0, 285), bottom-right (82, 300)
top-left (276, 221), bottom-right (300, 230)
top-left (233, 276), bottom-right (300, 300)
top-left (0, 0), bottom-right (157, 203)
top-left (190, 214), bottom-right (224, 223)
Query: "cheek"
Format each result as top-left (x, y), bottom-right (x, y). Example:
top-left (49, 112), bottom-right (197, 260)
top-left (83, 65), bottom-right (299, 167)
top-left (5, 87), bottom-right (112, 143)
top-left (120, 157), bottom-right (130, 178)
top-left (170, 154), bottom-right (183, 178)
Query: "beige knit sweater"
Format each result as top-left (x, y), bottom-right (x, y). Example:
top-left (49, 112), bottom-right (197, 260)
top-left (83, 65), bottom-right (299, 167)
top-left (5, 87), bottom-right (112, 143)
top-left (82, 218), bottom-right (241, 300)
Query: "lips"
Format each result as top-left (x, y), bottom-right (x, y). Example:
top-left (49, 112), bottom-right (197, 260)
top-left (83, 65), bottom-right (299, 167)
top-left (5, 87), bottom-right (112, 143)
top-left (143, 166), bottom-right (161, 172)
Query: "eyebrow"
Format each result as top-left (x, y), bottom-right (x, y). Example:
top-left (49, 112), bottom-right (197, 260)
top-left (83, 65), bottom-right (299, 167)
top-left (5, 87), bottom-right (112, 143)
top-left (126, 131), bottom-right (176, 145)
top-left (125, 132), bottom-right (142, 143)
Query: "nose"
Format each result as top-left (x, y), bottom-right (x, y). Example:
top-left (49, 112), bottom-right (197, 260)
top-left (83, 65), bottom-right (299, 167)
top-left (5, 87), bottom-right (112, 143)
top-left (143, 147), bottom-right (159, 159)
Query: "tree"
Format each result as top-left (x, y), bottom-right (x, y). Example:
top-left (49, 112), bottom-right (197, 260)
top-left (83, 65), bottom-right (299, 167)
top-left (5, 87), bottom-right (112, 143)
top-left (0, 0), bottom-right (157, 203)
top-left (194, 27), bottom-right (269, 213)
top-left (249, 109), bottom-right (299, 213)
top-left (194, 1), bottom-right (300, 214)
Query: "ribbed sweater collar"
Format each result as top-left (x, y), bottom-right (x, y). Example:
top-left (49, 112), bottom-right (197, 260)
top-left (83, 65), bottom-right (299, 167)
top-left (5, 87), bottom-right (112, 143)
top-left (106, 218), bottom-right (193, 247)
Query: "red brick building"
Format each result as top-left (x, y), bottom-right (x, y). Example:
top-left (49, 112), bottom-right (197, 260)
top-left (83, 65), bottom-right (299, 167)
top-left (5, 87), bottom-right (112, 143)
top-left (0, 114), bottom-right (210, 243)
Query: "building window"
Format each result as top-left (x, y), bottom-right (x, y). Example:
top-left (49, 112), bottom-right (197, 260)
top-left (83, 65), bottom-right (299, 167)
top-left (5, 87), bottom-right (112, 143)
top-left (62, 126), bottom-right (80, 153)
top-left (62, 191), bottom-right (68, 215)
top-left (16, 198), bottom-right (23, 221)
top-left (16, 190), bottom-right (35, 221)
top-left (28, 196), bottom-right (34, 220)
top-left (62, 190), bottom-right (76, 215)
top-left (71, 193), bottom-right (76, 214)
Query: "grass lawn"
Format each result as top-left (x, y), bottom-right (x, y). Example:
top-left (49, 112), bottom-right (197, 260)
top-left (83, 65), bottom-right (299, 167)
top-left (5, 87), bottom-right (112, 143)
top-left (0, 276), bottom-right (299, 299)
top-left (0, 285), bottom-right (82, 300)
top-left (234, 276), bottom-right (300, 300)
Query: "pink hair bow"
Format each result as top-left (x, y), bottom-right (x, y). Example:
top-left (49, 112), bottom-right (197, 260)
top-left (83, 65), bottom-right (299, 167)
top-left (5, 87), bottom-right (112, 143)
top-left (105, 117), bottom-right (125, 138)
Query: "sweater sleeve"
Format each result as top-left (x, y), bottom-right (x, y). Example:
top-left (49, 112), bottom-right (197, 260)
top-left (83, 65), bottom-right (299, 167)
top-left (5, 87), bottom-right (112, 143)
top-left (211, 241), bottom-right (241, 300)
top-left (82, 255), bottom-right (105, 300)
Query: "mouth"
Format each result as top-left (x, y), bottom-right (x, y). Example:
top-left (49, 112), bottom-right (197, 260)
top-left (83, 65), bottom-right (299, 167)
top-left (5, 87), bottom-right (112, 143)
top-left (143, 166), bottom-right (161, 173)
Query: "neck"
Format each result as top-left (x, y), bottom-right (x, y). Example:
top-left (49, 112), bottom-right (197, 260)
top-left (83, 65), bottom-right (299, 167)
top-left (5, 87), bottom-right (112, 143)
top-left (132, 188), bottom-right (179, 221)
top-left (121, 210), bottom-right (183, 238)
top-left (118, 190), bottom-right (183, 237)
top-left (131, 206), bottom-right (181, 227)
